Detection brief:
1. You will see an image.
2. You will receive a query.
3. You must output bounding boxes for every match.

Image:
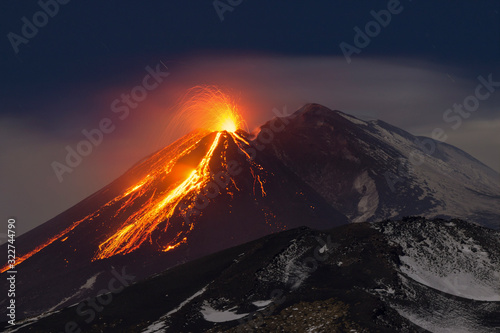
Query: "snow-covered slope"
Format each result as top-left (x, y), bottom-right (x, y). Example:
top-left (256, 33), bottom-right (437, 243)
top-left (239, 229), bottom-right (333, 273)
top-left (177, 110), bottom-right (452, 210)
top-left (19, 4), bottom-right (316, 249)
top-left (373, 218), bottom-right (500, 333)
top-left (264, 104), bottom-right (500, 228)
top-left (376, 219), bottom-right (500, 301)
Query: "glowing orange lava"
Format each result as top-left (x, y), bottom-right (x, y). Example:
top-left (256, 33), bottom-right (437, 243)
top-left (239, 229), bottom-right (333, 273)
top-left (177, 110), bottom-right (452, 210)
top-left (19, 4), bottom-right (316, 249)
top-left (0, 215), bottom-right (91, 273)
top-left (0, 86), bottom-right (268, 272)
top-left (94, 131), bottom-right (224, 259)
top-left (93, 86), bottom-right (252, 260)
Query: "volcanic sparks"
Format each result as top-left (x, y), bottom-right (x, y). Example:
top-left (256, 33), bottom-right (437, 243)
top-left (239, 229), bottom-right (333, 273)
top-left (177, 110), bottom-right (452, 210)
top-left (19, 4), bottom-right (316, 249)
top-left (166, 85), bottom-right (246, 136)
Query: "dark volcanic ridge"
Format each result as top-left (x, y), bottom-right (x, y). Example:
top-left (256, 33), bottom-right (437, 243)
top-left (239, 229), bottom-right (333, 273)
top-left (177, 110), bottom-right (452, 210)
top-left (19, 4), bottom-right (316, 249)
top-left (4, 217), bottom-right (499, 333)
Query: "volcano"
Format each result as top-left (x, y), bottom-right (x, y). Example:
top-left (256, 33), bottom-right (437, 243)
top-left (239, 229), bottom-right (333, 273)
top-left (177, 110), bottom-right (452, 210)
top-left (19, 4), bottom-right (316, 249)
top-left (1, 101), bottom-right (499, 321)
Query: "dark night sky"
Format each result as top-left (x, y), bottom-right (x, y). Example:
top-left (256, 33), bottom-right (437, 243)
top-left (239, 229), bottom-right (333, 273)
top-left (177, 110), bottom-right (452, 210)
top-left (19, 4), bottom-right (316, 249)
top-left (1, 1), bottom-right (498, 105)
top-left (1, 0), bottom-right (499, 237)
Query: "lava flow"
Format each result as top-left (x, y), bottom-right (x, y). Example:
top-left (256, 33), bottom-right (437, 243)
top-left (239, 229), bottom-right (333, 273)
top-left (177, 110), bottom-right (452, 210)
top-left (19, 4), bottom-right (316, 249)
top-left (1, 86), bottom-right (264, 272)
top-left (94, 86), bottom-right (249, 259)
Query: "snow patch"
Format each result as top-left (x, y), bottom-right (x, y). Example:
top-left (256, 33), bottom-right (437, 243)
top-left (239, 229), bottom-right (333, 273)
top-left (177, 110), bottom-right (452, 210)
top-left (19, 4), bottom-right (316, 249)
top-left (46, 272), bottom-right (102, 312)
top-left (252, 300), bottom-right (273, 307)
top-left (200, 303), bottom-right (248, 322)
top-left (256, 239), bottom-right (313, 289)
top-left (395, 307), bottom-right (486, 333)
top-left (167, 285), bottom-right (208, 316)
top-left (352, 171), bottom-right (379, 222)
top-left (338, 113), bottom-right (367, 126)
top-left (80, 273), bottom-right (100, 290)
top-left (141, 321), bottom-right (168, 333)
top-left (400, 255), bottom-right (500, 301)
top-left (141, 284), bottom-right (209, 333)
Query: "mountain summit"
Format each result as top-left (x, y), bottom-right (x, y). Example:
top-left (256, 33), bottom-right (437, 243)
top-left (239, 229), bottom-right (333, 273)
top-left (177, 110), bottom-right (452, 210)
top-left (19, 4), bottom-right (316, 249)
top-left (265, 103), bottom-right (499, 227)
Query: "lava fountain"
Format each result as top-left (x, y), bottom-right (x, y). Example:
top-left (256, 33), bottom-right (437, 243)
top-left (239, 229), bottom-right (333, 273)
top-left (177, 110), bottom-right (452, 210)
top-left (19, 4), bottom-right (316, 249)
top-left (166, 85), bottom-right (247, 135)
